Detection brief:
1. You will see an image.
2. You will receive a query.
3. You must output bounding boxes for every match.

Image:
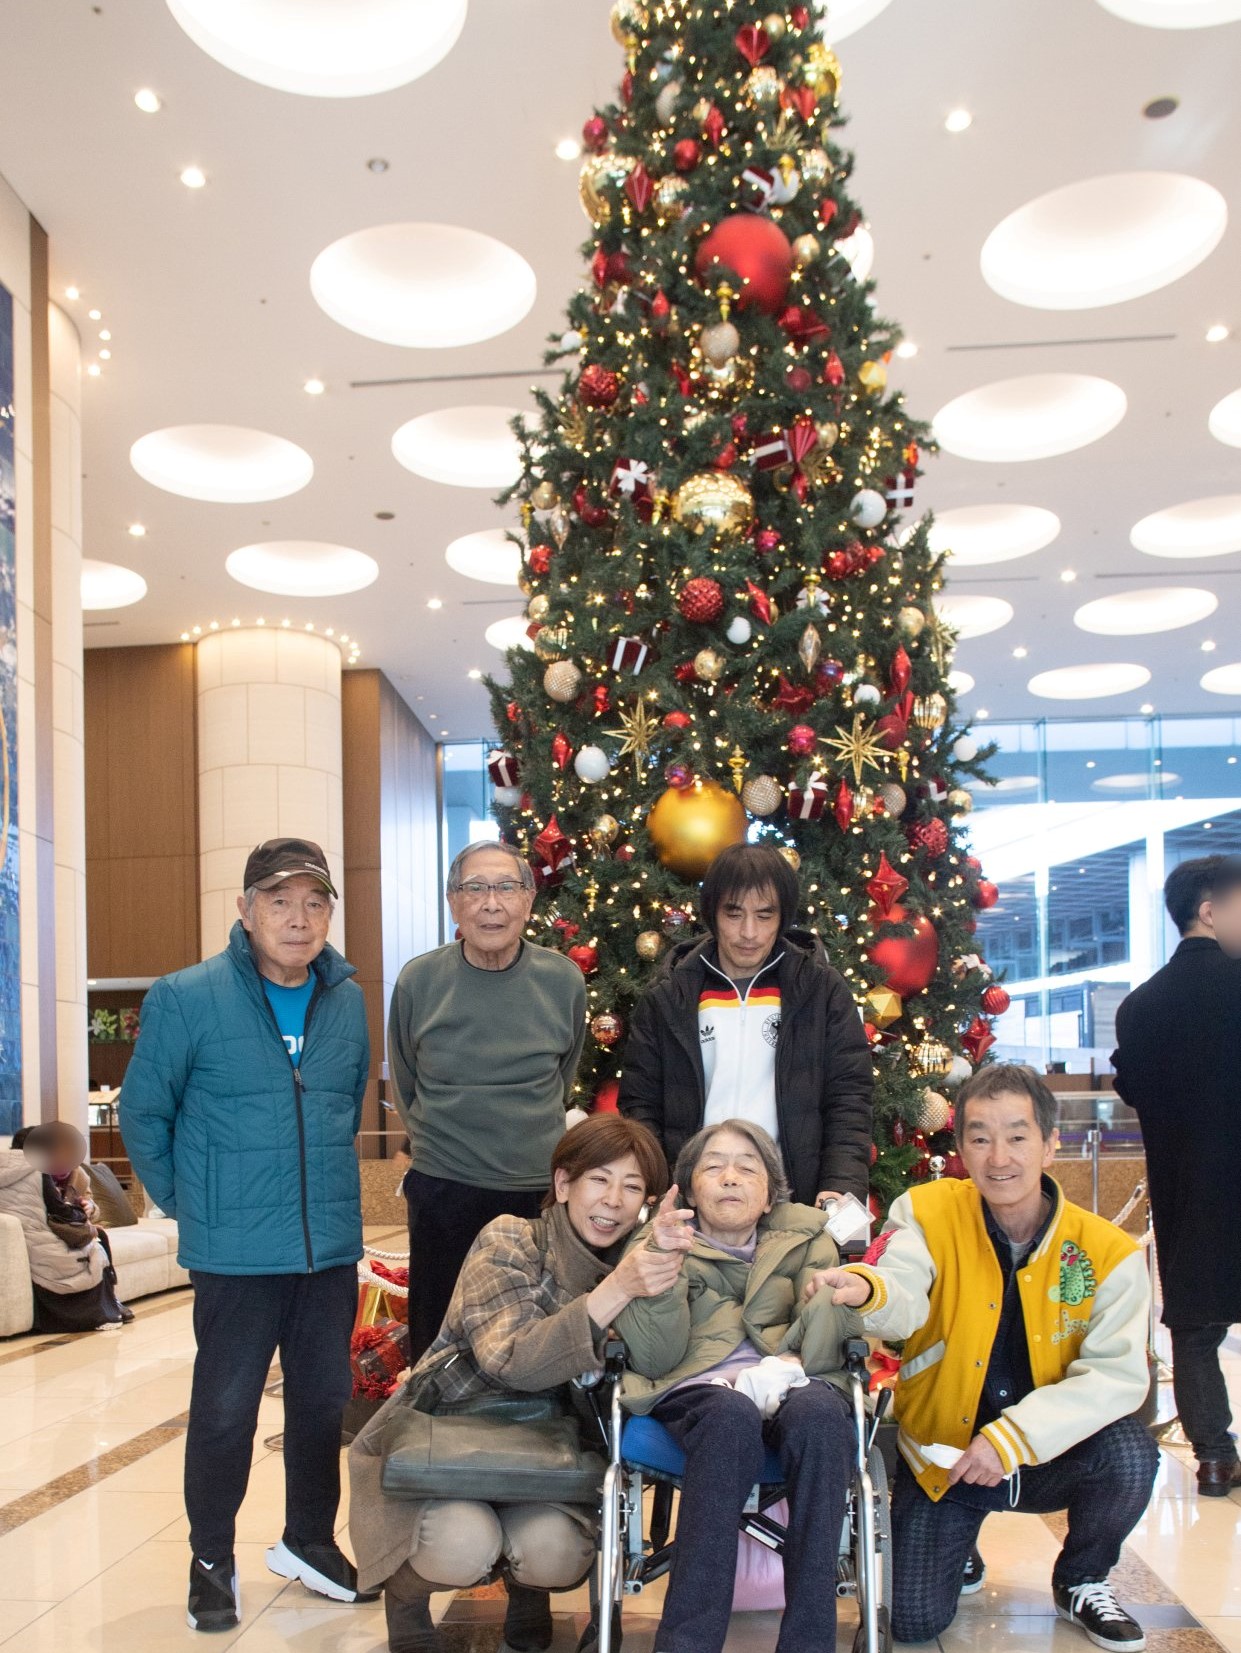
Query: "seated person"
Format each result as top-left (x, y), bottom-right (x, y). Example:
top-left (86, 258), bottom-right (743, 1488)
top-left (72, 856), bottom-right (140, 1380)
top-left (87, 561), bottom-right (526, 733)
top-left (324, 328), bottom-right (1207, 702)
top-left (616, 1118), bottom-right (862, 1653)
top-left (349, 1114), bottom-right (687, 1653)
top-left (810, 1063), bottom-right (1157, 1653)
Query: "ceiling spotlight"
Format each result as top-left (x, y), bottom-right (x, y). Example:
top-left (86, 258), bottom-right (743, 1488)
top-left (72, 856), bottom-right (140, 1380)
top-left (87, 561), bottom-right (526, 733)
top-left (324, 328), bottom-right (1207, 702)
top-left (180, 165), bottom-right (207, 189)
top-left (1013, 645), bottom-right (1028, 659)
top-left (1206, 323), bottom-right (1230, 343)
top-left (1060, 568), bottom-right (1077, 582)
top-left (366, 157), bottom-right (390, 173)
top-left (65, 286), bottom-right (80, 301)
top-left (1201, 638), bottom-right (1217, 651)
top-left (554, 136), bottom-right (582, 160)
top-left (976, 708), bottom-right (990, 719)
top-left (99, 329), bottom-right (111, 340)
top-left (303, 378), bottom-right (326, 396)
top-left (134, 87), bottom-right (162, 113)
top-left (88, 309), bottom-right (102, 321)
top-left (1140, 702), bottom-right (1154, 714)
top-left (99, 349), bottom-right (112, 360)
top-left (86, 363), bottom-right (101, 377)
top-left (467, 668), bottom-right (482, 680)
top-left (128, 523), bottom-right (146, 537)
top-left (895, 340), bottom-right (919, 359)
top-left (944, 108), bottom-right (973, 133)
top-left (427, 597), bottom-right (443, 610)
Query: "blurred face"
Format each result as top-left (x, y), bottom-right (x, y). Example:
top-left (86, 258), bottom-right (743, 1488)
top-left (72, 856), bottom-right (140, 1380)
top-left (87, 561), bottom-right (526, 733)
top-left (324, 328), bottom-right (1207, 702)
top-left (448, 847), bottom-right (534, 964)
top-left (24, 1124), bottom-right (85, 1178)
top-left (958, 1091), bottom-right (1057, 1235)
top-left (555, 1152), bottom-right (648, 1250)
top-left (689, 1128), bottom-right (773, 1246)
top-left (714, 883), bottom-right (782, 981)
top-left (1201, 884), bottom-right (1241, 958)
top-left (237, 874), bottom-right (332, 987)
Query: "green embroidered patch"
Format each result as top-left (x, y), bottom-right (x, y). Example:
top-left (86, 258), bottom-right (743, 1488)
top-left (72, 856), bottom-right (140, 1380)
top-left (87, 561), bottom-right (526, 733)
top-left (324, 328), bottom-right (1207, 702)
top-left (1057, 1240), bottom-right (1097, 1307)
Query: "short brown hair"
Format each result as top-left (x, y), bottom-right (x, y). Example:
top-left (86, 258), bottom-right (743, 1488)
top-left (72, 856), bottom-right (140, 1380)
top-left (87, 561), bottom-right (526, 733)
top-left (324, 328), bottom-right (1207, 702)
top-left (541, 1114), bottom-right (669, 1212)
top-left (954, 1062), bottom-right (1058, 1143)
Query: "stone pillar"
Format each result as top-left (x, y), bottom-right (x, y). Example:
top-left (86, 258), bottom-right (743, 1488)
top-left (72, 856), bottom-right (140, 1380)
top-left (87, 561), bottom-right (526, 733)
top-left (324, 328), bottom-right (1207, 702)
top-left (196, 627), bottom-right (345, 960)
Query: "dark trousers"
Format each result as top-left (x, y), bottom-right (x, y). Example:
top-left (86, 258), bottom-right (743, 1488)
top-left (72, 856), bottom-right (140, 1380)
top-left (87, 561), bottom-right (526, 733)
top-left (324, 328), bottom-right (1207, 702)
top-left (890, 1414), bottom-right (1158, 1644)
top-left (1170, 1322), bottom-right (1238, 1461)
top-left (185, 1265), bottom-right (357, 1562)
top-left (404, 1171), bottom-right (543, 1364)
top-left (651, 1381), bottom-right (854, 1653)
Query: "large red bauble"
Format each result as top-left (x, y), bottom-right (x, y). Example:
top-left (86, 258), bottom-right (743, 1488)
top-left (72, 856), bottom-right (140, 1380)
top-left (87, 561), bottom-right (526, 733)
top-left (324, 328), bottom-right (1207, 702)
top-left (579, 364), bottom-right (620, 408)
top-left (981, 983), bottom-right (1011, 1016)
top-left (678, 576), bottom-right (724, 623)
top-left (694, 214), bottom-right (794, 315)
top-left (787, 723), bottom-right (818, 756)
top-left (972, 879), bottom-right (1000, 910)
top-left (867, 903), bottom-right (939, 998)
top-left (567, 943), bottom-right (599, 976)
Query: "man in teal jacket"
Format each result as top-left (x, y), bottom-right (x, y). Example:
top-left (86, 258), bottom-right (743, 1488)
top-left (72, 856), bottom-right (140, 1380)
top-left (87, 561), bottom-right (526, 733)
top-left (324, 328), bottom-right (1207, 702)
top-left (121, 838), bottom-right (372, 1634)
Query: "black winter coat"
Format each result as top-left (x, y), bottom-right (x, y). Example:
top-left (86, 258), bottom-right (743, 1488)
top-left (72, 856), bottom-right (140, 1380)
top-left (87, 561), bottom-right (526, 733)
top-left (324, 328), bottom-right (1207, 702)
top-left (1112, 935), bottom-right (1241, 1326)
top-left (617, 929), bottom-right (873, 1205)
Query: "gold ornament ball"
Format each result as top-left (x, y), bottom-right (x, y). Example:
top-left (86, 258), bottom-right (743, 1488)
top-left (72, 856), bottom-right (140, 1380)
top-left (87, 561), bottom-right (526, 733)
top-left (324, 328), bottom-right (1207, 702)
top-left (897, 606), bottom-right (926, 639)
top-left (527, 593), bottom-right (550, 625)
top-left (609, 0), bottom-right (648, 47)
top-left (741, 774), bottom-right (783, 817)
top-left (701, 351), bottom-right (756, 399)
top-left (701, 320), bottom-right (740, 367)
top-left (858, 359), bottom-right (888, 395)
top-left (912, 1036), bottom-right (953, 1078)
top-left (913, 691), bottom-right (948, 730)
top-left (948, 787), bottom-right (973, 818)
top-left (635, 930), bottom-right (664, 961)
top-left (579, 151), bottom-right (637, 226)
top-left (762, 11), bottom-right (787, 38)
top-left (534, 623), bottom-right (570, 662)
top-left (816, 419), bottom-right (840, 450)
top-left (646, 778), bottom-right (747, 879)
top-left (800, 146), bottom-right (830, 184)
top-left (693, 646), bottom-right (726, 683)
top-left (591, 1010), bottom-right (626, 1047)
top-left (655, 174), bottom-right (690, 221)
top-left (919, 1089), bottom-right (952, 1134)
top-left (530, 481), bottom-right (559, 511)
top-left (777, 845), bottom-right (802, 872)
top-left (792, 233), bottom-right (821, 268)
top-left (804, 41), bottom-right (841, 98)
top-left (592, 812), bottom-right (620, 845)
top-left (878, 781), bottom-right (907, 817)
top-left (745, 65), bottom-right (782, 105)
top-left (672, 470), bottom-right (755, 541)
top-left (543, 660), bottom-right (583, 703)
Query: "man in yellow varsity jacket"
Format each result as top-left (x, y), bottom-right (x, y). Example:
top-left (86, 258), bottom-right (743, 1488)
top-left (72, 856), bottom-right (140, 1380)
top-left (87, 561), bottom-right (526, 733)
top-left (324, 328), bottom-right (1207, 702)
top-left (806, 1063), bottom-right (1157, 1653)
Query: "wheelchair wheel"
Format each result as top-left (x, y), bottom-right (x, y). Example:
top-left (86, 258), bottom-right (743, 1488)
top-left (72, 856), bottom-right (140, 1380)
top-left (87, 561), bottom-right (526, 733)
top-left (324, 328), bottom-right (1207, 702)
top-left (852, 1442), bottom-right (893, 1653)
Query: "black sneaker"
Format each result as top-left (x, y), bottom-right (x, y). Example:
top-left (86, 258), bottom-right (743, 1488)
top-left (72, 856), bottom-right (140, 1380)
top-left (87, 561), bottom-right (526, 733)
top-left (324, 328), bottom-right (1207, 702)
top-left (960, 1547), bottom-right (986, 1595)
top-left (265, 1537), bottom-right (381, 1603)
top-left (1054, 1581), bottom-right (1145, 1651)
top-left (503, 1580), bottom-right (553, 1652)
top-left (187, 1554), bottom-right (240, 1632)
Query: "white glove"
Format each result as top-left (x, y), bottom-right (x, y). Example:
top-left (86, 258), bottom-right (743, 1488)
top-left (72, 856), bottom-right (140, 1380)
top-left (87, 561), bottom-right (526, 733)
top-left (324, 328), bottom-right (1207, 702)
top-left (734, 1356), bottom-right (809, 1419)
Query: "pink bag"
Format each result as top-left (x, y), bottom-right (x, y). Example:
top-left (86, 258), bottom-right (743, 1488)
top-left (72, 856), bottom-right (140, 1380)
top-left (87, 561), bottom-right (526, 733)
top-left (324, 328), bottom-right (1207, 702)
top-left (731, 1498), bottom-right (788, 1611)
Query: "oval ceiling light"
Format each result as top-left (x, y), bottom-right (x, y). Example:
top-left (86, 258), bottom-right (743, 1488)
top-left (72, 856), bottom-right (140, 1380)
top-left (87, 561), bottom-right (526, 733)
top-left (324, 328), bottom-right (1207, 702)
top-left (814, 0), bottom-right (897, 40)
top-left (445, 529), bottom-right (522, 586)
top-left (392, 406), bottom-right (524, 488)
top-left (947, 669), bottom-right (975, 695)
top-left (933, 373), bottom-right (1126, 462)
top-left (981, 173), bottom-right (1226, 309)
top-left (978, 774), bottom-right (1041, 794)
top-left (1130, 494), bottom-right (1241, 558)
top-left (1074, 585), bottom-right (1218, 634)
top-left (934, 593), bottom-right (1014, 638)
top-left (1092, 770), bottom-right (1182, 791)
top-left (164, 0), bottom-right (467, 97)
top-left (1027, 662), bottom-right (1152, 699)
top-left (81, 559), bottom-right (147, 610)
top-left (1208, 389), bottom-right (1241, 448)
top-left (225, 540), bottom-right (378, 597)
top-left (929, 503), bottom-right (1061, 566)
top-left (130, 424), bottom-right (313, 503)
top-left (1201, 662), bottom-right (1241, 695)
top-left (1095, 0), bottom-right (1241, 25)
top-left (485, 615), bottom-right (535, 653)
top-left (310, 223), bottom-right (536, 348)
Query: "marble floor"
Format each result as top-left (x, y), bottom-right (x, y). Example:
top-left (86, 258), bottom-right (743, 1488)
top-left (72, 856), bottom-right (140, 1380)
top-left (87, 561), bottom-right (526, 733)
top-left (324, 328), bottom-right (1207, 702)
top-left (0, 1239), bottom-right (1237, 1653)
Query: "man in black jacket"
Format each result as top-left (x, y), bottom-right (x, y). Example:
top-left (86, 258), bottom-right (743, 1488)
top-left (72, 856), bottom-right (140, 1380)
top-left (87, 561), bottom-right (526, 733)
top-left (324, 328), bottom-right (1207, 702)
top-left (618, 843), bottom-right (873, 1206)
top-left (1113, 854), bottom-right (1241, 1497)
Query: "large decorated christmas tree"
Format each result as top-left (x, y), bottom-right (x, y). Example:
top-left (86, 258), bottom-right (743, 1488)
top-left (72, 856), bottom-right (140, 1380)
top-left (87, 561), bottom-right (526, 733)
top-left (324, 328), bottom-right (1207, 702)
top-left (485, 0), bottom-right (1006, 1209)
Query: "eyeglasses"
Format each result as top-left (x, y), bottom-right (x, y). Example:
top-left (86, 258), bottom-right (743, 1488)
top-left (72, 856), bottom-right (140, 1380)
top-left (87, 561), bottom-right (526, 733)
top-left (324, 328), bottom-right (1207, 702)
top-left (455, 879), bottom-right (528, 901)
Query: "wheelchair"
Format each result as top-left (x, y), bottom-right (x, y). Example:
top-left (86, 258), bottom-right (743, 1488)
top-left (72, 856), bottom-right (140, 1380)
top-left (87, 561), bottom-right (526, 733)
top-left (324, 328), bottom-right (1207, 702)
top-left (578, 1336), bottom-right (893, 1653)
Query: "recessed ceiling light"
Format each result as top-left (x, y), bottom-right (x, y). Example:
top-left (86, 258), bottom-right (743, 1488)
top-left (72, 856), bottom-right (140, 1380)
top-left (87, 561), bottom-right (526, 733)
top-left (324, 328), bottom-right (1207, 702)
top-left (976, 708), bottom-right (990, 719)
top-left (835, 225), bottom-right (874, 282)
top-left (1140, 703), bottom-right (1155, 715)
top-left (310, 222), bottom-right (537, 348)
top-left (948, 669), bottom-right (975, 695)
top-left (1027, 662), bottom-right (1152, 699)
top-left (555, 137), bottom-right (582, 161)
top-left (981, 173), bottom-right (1226, 310)
top-left (467, 668), bottom-right (482, 680)
top-left (366, 157), bottom-right (390, 173)
top-left (1075, 586), bottom-right (1218, 634)
top-left (130, 424), bottom-right (313, 503)
top-left (1202, 638), bottom-right (1217, 651)
top-left (427, 597), bottom-right (443, 610)
top-left (1208, 388), bottom-right (1241, 448)
top-left (180, 165), bottom-right (207, 189)
top-left (1130, 494), bottom-right (1241, 558)
top-left (934, 593), bottom-right (1014, 638)
top-left (303, 378), bottom-right (326, 395)
top-left (1013, 645), bottom-right (1029, 659)
top-left (944, 108), bottom-right (973, 133)
top-left (1095, 0), bottom-right (1241, 27)
top-left (165, 0), bottom-right (468, 96)
top-left (444, 528), bottom-right (522, 585)
top-left (933, 374), bottom-right (1126, 461)
top-left (86, 363), bottom-right (101, 377)
top-left (225, 540), bottom-right (378, 598)
top-left (926, 503), bottom-right (1061, 566)
top-left (894, 340), bottom-right (918, 359)
top-left (99, 349), bottom-right (112, 360)
top-left (485, 615), bottom-right (535, 653)
top-left (393, 406), bottom-right (525, 489)
top-left (134, 87), bottom-right (162, 113)
top-left (128, 523), bottom-right (146, 537)
top-left (88, 309), bottom-right (102, 321)
top-left (1202, 662), bottom-right (1241, 695)
top-left (65, 286), bottom-right (79, 300)
top-left (99, 329), bottom-right (111, 340)
top-left (81, 558), bottom-right (147, 610)
top-left (1205, 323), bottom-right (1230, 343)
top-left (1060, 568), bottom-right (1077, 582)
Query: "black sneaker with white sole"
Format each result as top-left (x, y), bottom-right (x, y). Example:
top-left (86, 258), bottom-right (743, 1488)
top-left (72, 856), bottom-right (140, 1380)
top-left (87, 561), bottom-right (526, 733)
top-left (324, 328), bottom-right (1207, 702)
top-left (266, 1537), bottom-right (381, 1603)
top-left (187, 1554), bottom-right (240, 1632)
top-left (960, 1547), bottom-right (986, 1595)
top-left (1054, 1580), bottom-right (1145, 1651)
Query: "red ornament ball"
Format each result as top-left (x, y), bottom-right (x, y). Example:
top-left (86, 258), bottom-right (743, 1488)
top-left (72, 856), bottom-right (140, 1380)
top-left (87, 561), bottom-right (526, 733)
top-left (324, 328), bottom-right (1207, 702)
top-left (527, 545), bottom-right (552, 576)
top-left (664, 760), bottom-right (694, 790)
top-left (673, 137), bottom-right (701, 173)
top-left (867, 903), bottom-right (939, 998)
top-left (663, 710), bottom-right (692, 731)
top-left (594, 1078), bottom-right (620, 1114)
top-left (579, 364), bottom-right (620, 408)
top-left (755, 526), bottom-right (781, 555)
top-left (981, 983), bottom-right (1011, 1016)
top-left (787, 723), bottom-right (818, 757)
top-left (972, 879), bottom-right (1000, 910)
top-left (590, 1011), bottom-right (625, 1048)
top-left (678, 576), bottom-right (725, 623)
top-left (567, 943), bottom-right (599, 976)
top-left (614, 843), bottom-right (635, 864)
top-left (907, 818), bottom-right (949, 858)
top-left (582, 115), bottom-right (610, 154)
top-left (694, 213), bottom-right (794, 315)
top-left (786, 366), bottom-right (812, 392)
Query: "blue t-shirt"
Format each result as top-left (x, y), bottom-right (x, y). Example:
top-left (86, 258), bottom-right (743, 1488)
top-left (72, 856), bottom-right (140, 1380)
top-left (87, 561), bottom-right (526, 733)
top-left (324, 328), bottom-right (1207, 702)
top-left (262, 975), bottom-right (315, 1066)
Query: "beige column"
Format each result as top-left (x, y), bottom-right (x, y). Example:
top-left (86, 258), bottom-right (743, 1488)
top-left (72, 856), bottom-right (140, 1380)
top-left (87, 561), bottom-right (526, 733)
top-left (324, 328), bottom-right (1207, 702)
top-left (196, 627), bottom-right (345, 960)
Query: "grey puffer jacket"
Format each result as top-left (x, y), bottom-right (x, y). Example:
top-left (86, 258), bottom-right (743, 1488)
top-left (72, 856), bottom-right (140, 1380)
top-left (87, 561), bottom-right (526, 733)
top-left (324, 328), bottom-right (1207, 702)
top-left (0, 1150), bottom-right (107, 1294)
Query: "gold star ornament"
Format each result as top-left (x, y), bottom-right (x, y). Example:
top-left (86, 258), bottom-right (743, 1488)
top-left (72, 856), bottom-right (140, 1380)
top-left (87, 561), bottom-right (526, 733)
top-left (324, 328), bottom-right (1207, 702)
top-left (605, 699), bottom-right (660, 776)
top-left (820, 714), bottom-right (887, 786)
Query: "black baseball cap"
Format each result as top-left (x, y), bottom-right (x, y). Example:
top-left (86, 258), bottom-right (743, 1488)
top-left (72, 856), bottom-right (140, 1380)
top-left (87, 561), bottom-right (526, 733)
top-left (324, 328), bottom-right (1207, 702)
top-left (243, 838), bottom-right (337, 898)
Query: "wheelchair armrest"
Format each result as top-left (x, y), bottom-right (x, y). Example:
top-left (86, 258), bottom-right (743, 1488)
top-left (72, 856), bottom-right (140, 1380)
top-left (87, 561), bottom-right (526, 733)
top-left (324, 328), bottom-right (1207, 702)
top-left (603, 1338), bottom-right (628, 1376)
top-left (844, 1336), bottom-right (870, 1376)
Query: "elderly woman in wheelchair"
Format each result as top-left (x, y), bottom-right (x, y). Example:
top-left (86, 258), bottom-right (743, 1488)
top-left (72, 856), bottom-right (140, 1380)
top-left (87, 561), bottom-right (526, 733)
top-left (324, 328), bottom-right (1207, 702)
top-left (348, 1114), bottom-right (691, 1653)
top-left (613, 1117), bottom-right (867, 1653)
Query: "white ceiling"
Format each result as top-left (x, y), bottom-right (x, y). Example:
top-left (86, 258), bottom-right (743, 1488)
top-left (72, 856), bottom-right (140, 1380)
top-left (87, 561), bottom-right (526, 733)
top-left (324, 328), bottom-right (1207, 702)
top-left (0, 0), bottom-right (1238, 738)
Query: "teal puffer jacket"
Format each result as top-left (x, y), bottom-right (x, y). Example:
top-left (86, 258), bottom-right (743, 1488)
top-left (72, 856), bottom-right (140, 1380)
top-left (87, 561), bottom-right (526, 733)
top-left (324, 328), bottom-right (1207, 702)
top-left (120, 922), bottom-right (370, 1275)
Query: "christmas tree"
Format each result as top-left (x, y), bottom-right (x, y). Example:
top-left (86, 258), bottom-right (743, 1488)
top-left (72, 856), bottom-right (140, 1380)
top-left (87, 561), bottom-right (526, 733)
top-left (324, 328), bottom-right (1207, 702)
top-left (485, 0), bottom-right (1004, 1209)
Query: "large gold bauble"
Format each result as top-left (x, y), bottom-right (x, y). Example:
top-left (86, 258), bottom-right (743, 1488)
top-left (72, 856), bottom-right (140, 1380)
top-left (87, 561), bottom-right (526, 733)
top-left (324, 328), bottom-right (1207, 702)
top-left (646, 778), bottom-right (747, 879)
top-left (527, 593), bottom-right (550, 625)
top-left (635, 930), bottom-right (665, 961)
top-left (530, 481), bottom-right (559, 511)
top-left (919, 1089), bottom-right (953, 1134)
top-left (672, 470), bottom-right (754, 540)
top-left (741, 774), bottom-right (783, 817)
top-left (858, 359), bottom-right (888, 395)
top-left (592, 813), bottom-right (620, 846)
top-left (913, 691), bottom-right (948, 730)
top-left (745, 65), bottom-right (782, 105)
top-left (947, 787), bottom-right (973, 818)
top-left (534, 624), bottom-right (570, 662)
top-left (655, 174), bottom-right (690, 221)
top-left (693, 647), bottom-right (726, 683)
top-left (579, 151), bottom-right (637, 226)
top-left (610, 0), bottom-right (648, 47)
top-left (792, 233), bottom-right (821, 268)
top-left (762, 11), bottom-right (787, 39)
top-left (896, 606), bottom-right (926, 639)
top-left (543, 660), bottom-right (583, 703)
top-left (911, 1036), bottom-right (953, 1078)
top-left (778, 845), bottom-right (801, 872)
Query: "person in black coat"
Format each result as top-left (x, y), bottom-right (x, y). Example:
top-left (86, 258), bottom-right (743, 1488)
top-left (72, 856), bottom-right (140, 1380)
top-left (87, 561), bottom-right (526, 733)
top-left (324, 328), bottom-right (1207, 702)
top-left (1112, 853), bottom-right (1241, 1497)
top-left (618, 843), bottom-right (873, 1207)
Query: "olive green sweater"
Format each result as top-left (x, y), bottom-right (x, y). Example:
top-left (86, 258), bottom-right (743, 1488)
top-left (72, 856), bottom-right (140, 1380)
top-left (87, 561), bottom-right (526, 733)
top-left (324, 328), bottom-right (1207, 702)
top-left (387, 941), bottom-right (586, 1190)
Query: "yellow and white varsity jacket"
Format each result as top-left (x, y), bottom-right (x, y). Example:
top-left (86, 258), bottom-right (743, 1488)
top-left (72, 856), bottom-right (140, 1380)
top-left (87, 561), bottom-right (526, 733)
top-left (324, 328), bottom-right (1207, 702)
top-left (844, 1176), bottom-right (1149, 1501)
